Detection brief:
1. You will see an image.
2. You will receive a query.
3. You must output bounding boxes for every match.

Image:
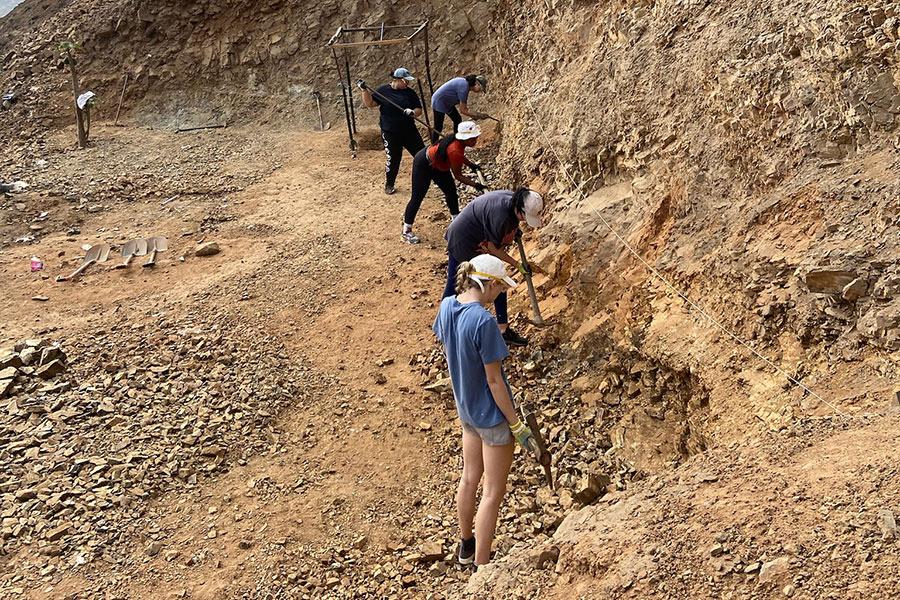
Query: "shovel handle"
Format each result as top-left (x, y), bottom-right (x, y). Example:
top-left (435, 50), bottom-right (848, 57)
top-left (142, 249), bottom-right (158, 267)
top-left (56, 258), bottom-right (95, 282)
top-left (115, 255), bottom-right (134, 269)
top-left (515, 238), bottom-right (545, 326)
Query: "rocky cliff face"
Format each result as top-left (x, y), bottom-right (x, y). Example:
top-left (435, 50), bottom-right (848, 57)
top-left (464, 0), bottom-right (900, 596)
top-left (0, 0), bottom-right (500, 129)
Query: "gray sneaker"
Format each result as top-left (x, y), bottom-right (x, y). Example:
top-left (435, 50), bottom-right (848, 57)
top-left (401, 230), bottom-right (420, 244)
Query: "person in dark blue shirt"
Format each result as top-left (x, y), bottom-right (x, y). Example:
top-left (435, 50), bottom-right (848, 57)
top-left (433, 253), bottom-right (535, 567)
top-left (359, 68), bottom-right (425, 195)
top-left (444, 188), bottom-right (544, 346)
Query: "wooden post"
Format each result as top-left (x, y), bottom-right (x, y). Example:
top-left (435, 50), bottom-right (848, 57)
top-left (65, 48), bottom-right (88, 148)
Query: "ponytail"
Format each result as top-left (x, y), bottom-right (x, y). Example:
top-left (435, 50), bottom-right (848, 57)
top-left (511, 187), bottom-right (530, 215)
top-left (435, 133), bottom-right (457, 164)
top-left (455, 261), bottom-right (483, 294)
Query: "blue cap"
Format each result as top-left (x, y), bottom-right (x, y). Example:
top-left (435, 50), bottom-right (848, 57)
top-left (392, 68), bottom-right (415, 81)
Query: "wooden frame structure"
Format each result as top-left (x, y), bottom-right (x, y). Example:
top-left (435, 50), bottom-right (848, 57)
top-left (326, 21), bottom-right (436, 154)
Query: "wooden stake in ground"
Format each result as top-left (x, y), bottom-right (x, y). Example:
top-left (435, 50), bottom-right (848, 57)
top-left (114, 73), bottom-right (128, 126)
top-left (61, 41), bottom-right (87, 148)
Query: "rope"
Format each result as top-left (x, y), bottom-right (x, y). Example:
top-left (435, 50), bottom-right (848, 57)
top-left (521, 95), bottom-right (848, 418)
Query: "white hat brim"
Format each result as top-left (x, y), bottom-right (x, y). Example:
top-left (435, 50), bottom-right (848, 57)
top-left (503, 276), bottom-right (518, 289)
top-left (525, 212), bottom-right (542, 227)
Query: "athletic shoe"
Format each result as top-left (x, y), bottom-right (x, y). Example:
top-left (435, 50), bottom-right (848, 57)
top-left (385, 184), bottom-right (396, 195)
top-left (502, 327), bottom-right (528, 347)
top-left (401, 230), bottom-right (420, 244)
top-left (458, 537), bottom-right (475, 565)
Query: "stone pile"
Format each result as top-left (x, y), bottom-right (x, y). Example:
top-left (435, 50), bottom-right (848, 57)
top-left (0, 310), bottom-right (327, 569)
top-left (0, 338), bottom-right (69, 399)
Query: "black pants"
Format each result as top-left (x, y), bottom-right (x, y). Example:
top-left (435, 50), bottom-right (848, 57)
top-left (404, 148), bottom-right (459, 225)
top-left (431, 106), bottom-right (462, 143)
top-left (383, 128), bottom-right (425, 188)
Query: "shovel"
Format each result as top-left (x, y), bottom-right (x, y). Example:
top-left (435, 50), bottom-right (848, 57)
top-left (115, 238), bottom-right (148, 269)
top-left (142, 236), bottom-right (168, 268)
top-left (515, 231), bottom-right (546, 326)
top-left (55, 243), bottom-right (111, 282)
top-left (312, 91), bottom-right (331, 131)
top-left (526, 412), bottom-right (553, 490)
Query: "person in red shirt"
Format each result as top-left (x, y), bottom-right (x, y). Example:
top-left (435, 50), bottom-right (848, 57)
top-left (401, 121), bottom-right (486, 244)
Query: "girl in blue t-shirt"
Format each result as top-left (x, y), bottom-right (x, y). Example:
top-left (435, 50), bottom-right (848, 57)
top-left (432, 254), bottom-right (535, 567)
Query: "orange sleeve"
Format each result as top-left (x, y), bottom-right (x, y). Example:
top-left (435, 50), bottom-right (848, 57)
top-left (449, 142), bottom-right (467, 170)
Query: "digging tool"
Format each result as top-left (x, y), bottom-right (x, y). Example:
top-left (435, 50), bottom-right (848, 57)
top-left (115, 238), bottom-right (148, 269)
top-left (361, 81), bottom-right (443, 141)
top-left (176, 123), bottom-right (226, 133)
top-left (515, 231), bottom-right (546, 326)
top-left (55, 243), bottom-right (110, 282)
top-left (312, 91), bottom-right (331, 131)
top-left (525, 412), bottom-right (553, 490)
top-left (142, 236), bottom-right (168, 268)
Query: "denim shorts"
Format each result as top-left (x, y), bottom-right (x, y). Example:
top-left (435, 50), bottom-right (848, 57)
top-left (461, 419), bottom-right (513, 446)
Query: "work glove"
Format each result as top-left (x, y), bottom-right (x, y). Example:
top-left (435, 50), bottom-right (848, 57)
top-left (473, 182), bottom-right (487, 192)
top-left (356, 79), bottom-right (368, 90)
top-left (403, 108), bottom-right (415, 117)
top-left (510, 420), bottom-right (534, 450)
top-left (517, 261), bottom-right (532, 277)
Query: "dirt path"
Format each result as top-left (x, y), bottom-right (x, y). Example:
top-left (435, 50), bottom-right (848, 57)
top-left (3, 125), bottom-right (504, 599)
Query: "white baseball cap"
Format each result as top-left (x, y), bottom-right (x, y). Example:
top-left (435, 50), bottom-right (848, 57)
top-left (523, 191), bottom-right (544, 227)
top-left (456, 121), bottom-right (481, 140)
top-left (469, 254), bottom-right (518, 289)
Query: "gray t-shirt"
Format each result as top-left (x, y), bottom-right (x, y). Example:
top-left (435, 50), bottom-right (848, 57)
top-left (446, 190), bottom-right (520, 261)
top-left (431, 77), bottom-right (470, 113)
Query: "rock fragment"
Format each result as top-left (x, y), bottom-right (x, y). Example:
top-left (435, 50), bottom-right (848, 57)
top-left (758, 556), bottom-right (790, 583)
top-left (35, 359), bottom-right (65, 379)
top-left (195, 241), bottom-right (221, 257)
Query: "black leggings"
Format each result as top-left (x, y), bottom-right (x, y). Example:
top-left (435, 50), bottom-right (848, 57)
top-left (432, 106), bottom-right (462, 143)
top-left (382, 128), bottom-right (425, 187)
top-left (404, 148), bottom-right (459, 225)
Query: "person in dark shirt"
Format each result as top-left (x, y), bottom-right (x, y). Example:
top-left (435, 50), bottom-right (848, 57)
top-left (359, 68), bottom-right (425, 195)
top-left (443, 188), bottom-right (544, 346)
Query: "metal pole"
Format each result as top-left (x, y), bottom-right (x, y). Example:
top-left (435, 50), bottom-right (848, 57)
top-left (343, 51), bottom-right (358, 134)
top-left (423, 21), bottom-right (435, 97)
top-left (411, 40), bottom-right (433, 137)
top-left (331, 47), bottom-right (356, 154)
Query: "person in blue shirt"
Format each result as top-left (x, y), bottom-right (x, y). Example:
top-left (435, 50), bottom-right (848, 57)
top-left (433, 253), bottom-right (535, 567)
top-left (358, 68), bottom-right (425, 195)
top-left (430, 74), bottom-right (488, 143)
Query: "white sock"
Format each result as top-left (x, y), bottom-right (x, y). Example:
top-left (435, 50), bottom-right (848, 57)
top-left (403, 223), bottom-right (413, 232)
